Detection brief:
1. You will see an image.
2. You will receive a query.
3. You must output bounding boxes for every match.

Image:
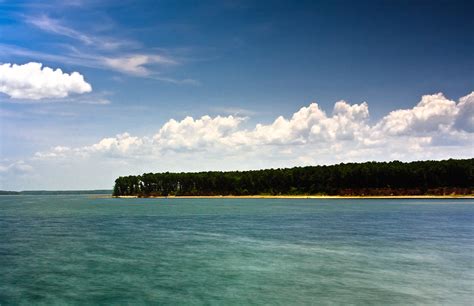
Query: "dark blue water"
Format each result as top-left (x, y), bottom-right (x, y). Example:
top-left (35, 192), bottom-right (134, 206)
top-left (0, 196), bottom-right (473, 304)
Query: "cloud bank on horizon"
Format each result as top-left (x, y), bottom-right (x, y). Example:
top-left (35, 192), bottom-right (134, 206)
top-left (2, 90), bottom-right (472, 190)
top-left (32, 91), bottom-right (474, 158)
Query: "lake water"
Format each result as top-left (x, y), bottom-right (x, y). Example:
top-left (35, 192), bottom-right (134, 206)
top-left (0, 196), bottom-right (473, 304)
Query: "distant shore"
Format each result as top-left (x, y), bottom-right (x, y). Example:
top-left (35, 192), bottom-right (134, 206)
top-left (112, 195), bottom-right (474, 199)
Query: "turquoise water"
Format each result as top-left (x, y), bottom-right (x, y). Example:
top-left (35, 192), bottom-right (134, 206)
top-left (0, 196), bottom-right (473, 305)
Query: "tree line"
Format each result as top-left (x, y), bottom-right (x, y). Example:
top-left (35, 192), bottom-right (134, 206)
top-left (113, 158), bottom-right (473, 196)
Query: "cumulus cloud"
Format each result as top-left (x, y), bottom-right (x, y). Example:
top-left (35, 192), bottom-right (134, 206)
top-left (375, 93), bottom-right (459, 135)
top-left (6, 90), bottom-right (470, 189)
top-left (19, 89), bottom-right (473, 187)
top-left (86, 133), bottom-right (145, 156)
top-left (0, 62), bottom-right (92, 100)
top-left (34, 146), bottom-right (72, 159)
top-left (154, 115), bottom-right (244, 150)
top-left (455, 92), bottom-right (474, 133)
top-left (225, 101), bottom-right (370, 146)
top-left (33, 91), bottom-right (473, 164)
top-left (34, 134), bottom-right (146, 160)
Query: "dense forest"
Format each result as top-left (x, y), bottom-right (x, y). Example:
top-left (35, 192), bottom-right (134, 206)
top-left (113, 159), bottom-right (473, 196)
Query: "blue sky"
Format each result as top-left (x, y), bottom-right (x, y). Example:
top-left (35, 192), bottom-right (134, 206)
top-left (0, 0), bottom-right (473, 190)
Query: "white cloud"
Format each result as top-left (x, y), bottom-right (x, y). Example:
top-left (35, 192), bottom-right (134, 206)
top-left (103, 54), bottom-right (176, 76)
top-left (0, 62), bottom-right (92, 100)
top-left (26, 15), bottom-right (136, 51)
top-left (0, 43), bottom-right (186, 81)
top-left (34, 134), bottom-right (147, 160)
top-left (9, 90), bottom-right (471, 189)
top-left (374, 93), bottom-right (459, 135)
top-left (455, 92), bottom-right (474, 133)
top-left (0, 160), bottom-right (34, 174)
top-left (18, 15), bottom-right (184, 80)
top-left (28, 15), bottom-right (94, 45)
top-left (154, 115), bottom-right (244, 151)
top-left (225, 101), bottom-right (370, 146)
top-left (33, 91), bottom-right (473, 162)
top-left (34, 146), bottom-right (72, 159)
top-left (1, 40), bottom-right (194, 87)
top-left (86, 133), bottom-right (145, 156)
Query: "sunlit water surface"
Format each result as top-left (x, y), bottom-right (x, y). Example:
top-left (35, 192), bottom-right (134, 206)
top-left (1, 196), bottom-right (473, 304)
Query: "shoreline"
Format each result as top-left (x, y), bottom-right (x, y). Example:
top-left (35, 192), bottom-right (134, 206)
top-left (112, 195), bottom-right (474, 199)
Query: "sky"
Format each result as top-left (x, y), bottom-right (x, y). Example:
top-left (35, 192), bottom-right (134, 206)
top-left (0, 0), bottom-right (473, 190)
